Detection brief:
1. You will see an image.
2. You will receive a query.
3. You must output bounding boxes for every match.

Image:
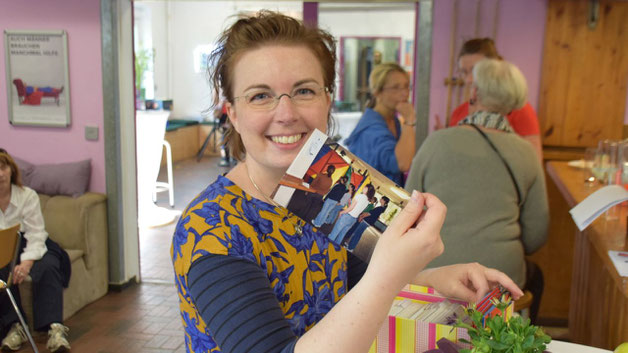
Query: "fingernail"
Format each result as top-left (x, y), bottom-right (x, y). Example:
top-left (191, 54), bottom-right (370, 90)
top-left (411, 190), bottom-right (419, 204)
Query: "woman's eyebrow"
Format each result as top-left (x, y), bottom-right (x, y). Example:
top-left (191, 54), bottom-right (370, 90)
top-left (293, 78), bottom-right (319, 87)
top-left (242, 79), bottom-right (320, 93)
top-left (242, 84), bottom-right (271, 93)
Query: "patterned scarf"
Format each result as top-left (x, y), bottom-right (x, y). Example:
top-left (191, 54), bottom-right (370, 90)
top-left (457, 110), bottom-right (514, 133)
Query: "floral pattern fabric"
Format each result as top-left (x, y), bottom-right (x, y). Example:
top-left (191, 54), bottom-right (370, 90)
top-left (171, 175), bottom-right (348, 352)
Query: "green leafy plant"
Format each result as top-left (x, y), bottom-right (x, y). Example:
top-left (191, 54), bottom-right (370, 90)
top-left (455, 296), bottom-right (551, 353)
top-left (134, 48), bottom-right (153, 101)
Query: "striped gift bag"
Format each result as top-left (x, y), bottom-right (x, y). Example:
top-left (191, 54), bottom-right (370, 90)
top-left (368, 285), bottom-right (513, 353)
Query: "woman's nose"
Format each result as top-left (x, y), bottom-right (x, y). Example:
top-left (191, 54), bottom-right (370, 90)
top-left (274, 95), bottom-right (298, 123)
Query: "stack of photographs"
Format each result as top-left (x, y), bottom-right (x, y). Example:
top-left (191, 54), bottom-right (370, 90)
top-left (271, 129), bottom-right (411, 263)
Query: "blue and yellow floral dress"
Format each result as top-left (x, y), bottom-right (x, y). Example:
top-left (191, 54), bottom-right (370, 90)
top-left (171, 175), bottom-right (348, 352)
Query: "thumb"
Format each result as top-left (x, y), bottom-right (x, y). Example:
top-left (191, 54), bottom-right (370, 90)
top-left (385, 190), bottom-right (424, 238)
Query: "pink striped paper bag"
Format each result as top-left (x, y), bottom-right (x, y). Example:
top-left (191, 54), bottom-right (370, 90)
top-left (368, 285), bottom-right (513, 353)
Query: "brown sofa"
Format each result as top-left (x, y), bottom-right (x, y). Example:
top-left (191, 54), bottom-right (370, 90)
top-left (19, 192), bottom-right (109, 324)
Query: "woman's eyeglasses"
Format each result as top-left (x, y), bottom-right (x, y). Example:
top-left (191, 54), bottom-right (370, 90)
top-left (234, 85), bottom-right (327, 111)
top-left (382, 85), bottom-right (411, 92)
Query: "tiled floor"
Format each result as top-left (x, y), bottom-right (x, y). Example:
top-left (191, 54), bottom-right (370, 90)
top-left (14, 155), bottom-right (231, 353)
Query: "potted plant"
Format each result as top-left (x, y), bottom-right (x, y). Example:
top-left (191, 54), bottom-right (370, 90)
top-left (454, 296), bottom-right (552, 353)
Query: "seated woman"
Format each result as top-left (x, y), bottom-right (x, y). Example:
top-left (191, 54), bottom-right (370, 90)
top-left (345, 63), bottom-right (416, 186)
top-left (0, 149), bottom-right (71, 353)
top-left (406, 59), bottom-right (549, 318)
top-left (434, 38), bottom-right (542, 162)
top-left (171, 12), bottom-right (523, 353)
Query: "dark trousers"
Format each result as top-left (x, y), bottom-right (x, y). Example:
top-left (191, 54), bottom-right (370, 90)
top-left (0, 250), bottom-right (64, 333)
top-left (524, 259), bottom-right (543, 325)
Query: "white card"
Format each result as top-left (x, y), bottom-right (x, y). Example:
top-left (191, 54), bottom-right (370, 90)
top-left (608, 251), bottom-right (628, 277)
top-left (569, 185), bottom-right (628, 231)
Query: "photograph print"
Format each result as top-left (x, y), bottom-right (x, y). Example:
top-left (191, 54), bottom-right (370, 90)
top-left (271, 129), bottom-right (411, 263)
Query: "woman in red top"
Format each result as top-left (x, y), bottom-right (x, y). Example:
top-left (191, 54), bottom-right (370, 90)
top-left (435, 38), bottom-right (542, 162)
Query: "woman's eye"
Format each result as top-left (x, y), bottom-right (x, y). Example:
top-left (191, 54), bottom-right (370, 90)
top-left (294, 87), bottom-right (316, 97)
top-left (248, 92), bottom-right (272, 103)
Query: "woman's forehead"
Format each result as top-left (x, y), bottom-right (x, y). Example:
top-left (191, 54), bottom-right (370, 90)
top-left (231, 45), bottom-right (324, 89)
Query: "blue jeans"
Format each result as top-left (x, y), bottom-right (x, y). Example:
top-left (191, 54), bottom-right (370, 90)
top-left (328, 213), bottom-right (357, 245)
top-left (347, 221), bottom-right (369, 250)
top-left (312, 198), bottom-right (338, 227)
top-left (325, 204), bottom-right (344, 224)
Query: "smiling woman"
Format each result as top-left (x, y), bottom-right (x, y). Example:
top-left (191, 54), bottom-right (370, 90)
top-left (170, 10), bottom-right (524, 353)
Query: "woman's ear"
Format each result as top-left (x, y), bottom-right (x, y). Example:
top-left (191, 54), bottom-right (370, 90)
top-left (226, 101), bottom-right (239, 133)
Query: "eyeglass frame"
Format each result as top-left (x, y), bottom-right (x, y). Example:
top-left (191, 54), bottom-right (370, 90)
top-left (381, 84), bottom-right (412, 92)
top-left (232, 85), bottom-right (330, 111)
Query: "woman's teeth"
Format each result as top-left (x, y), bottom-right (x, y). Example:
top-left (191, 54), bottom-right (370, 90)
top-left (271, 134), bottom-right (302, 144)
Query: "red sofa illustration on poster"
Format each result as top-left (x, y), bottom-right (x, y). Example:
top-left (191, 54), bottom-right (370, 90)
top-left (12, 78), bottom-right (63, 106)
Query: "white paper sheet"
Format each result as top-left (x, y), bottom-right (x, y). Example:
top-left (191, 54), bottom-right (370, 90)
top-left (608, 251), bottom-right (628, 277)
top-left (569, 185), bottom-right (628, 231)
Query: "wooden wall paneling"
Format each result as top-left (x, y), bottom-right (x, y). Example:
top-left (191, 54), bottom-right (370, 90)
top-left (539, 0), bottom-right (577, 146)
top-left (539, 0), bottom-right (628, 148)
top-left (580, 1), bottom-right (628, 146)
top-left (560, 0), bottom-right (595, 147)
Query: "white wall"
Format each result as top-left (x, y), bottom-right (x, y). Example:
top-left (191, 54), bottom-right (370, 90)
top-left (142, 1), bottom-right (303, 119)
top-left (318, 4), bottom-right (416, 107)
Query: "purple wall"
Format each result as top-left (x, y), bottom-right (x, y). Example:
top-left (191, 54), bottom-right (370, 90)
top-left (428, 0), bottom-right (548, 131)
top-left (0, 0), bottom-right (106, 193)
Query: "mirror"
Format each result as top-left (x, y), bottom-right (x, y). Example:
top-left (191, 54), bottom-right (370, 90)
top-left (338, 37), bottom-right (401, 112)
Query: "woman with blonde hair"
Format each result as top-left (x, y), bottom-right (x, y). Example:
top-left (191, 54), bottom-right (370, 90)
top-left (345, 63), bottom-right (416, 186)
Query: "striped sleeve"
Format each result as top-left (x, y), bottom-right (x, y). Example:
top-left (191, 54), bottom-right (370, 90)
top-left (187, 254), bottom-right (297, 353)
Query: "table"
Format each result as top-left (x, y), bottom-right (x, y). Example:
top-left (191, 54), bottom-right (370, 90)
top-left (547, 340), bottom-right (612, 353)
top-left (546, 161), bottom-right (628, 350)
top-left (278, 174), bottom-right (320, 194)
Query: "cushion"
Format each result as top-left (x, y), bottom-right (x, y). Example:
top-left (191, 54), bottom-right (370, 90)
top-left (27, 159), bottom-right (91, 197)
top-left (12, 156), bottom-right (35, 186)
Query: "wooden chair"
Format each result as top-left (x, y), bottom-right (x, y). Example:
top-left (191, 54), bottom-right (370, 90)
top-left (514, 289), bottom-right (534, 320)
top-left (0, 224), bottom-right (39, 353)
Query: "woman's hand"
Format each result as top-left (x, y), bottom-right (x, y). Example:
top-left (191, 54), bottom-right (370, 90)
top-left (414, 263), bottom-right (524, 303)
top-left (396, 102), bottom-right (416, 126)
top-left (433, 114), bottom-right (444, 130)
top-left (12, 260), bottom-right (34, 285)
top-left (365, 191), bottom-right (446, 293)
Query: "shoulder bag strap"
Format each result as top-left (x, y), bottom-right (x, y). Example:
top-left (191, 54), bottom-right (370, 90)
top-left (469, 124), bottom-right (522, 207)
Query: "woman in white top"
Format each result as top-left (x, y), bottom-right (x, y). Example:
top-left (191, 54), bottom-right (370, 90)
top-left (328, 184), bottom-right (375, 245)
top-left (0, 149), bottom-right (71, 352)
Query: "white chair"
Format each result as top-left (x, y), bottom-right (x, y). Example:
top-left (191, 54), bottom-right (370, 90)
top-left (136, 110), bottom-right (180, 228)
top-left (153, 140), bottom-right (174, 207)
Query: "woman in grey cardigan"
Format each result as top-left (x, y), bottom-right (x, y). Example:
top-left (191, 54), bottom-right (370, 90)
top-left (406, 59), bottom-right (548, 302)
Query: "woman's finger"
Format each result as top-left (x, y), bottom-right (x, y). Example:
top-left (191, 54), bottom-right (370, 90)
top-left (484, 268), bottom-right (523, 299)
top-left (414, 193), bottom-right (447, 231)
top-left (385, 191), bottom-right (425, 237)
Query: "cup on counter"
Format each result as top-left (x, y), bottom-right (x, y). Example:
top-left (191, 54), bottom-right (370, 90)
top-left (620, 140), bottom-right (628, 189)
top-left (592, 140), bottom-right (609, 182)
top-left (606, 141), bottom-right (619, 185)
top-left (584, 147), bottom-right (598, 186)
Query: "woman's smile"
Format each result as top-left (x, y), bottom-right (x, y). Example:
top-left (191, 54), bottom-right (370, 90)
top-left (268, 132), bottom-right (307, 145)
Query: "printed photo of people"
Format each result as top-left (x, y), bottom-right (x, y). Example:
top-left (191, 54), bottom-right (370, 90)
top-left (271, 129), bottom-right (410, 263)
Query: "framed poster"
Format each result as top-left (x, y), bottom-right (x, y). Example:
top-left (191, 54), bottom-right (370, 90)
top-left (4, 30), bottom-right (71, 127)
